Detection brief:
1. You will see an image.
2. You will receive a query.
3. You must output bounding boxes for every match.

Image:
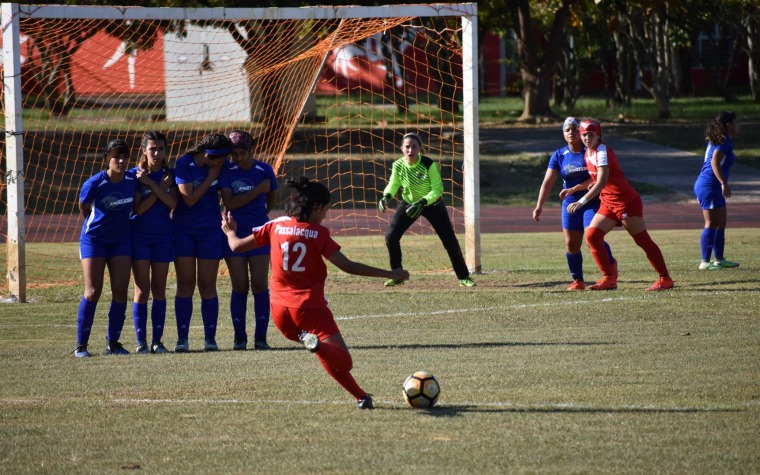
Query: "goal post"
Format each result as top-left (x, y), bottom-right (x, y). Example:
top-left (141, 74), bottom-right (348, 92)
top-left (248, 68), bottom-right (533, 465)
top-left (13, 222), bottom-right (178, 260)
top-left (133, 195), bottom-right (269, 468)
top-left (1, 3), bottom-right (479, 301)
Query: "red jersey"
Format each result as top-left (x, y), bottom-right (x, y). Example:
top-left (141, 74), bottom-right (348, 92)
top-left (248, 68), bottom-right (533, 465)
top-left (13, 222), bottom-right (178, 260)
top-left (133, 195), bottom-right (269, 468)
top-left (252, 216), bottom-right (341, 308)
top-left (585, 144), bottom-right (640, 207)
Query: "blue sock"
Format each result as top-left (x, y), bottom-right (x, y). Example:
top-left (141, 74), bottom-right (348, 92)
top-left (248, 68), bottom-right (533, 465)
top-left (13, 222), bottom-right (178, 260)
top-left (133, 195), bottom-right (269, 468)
top-left (151, 299), bottom-right (166, 343)
top-left (253, 290), bottom-right (270, 340)
top-left (77, 297), bottom-right (97, 345)
top-left (201, 297), bottom-right (219, 341)
top-left (106, 301), bottom-right (127, 342)
top-left (133, 302), bottom-right (148, 344)
top-left (603, 241), bottom-right (615, 265)
top-left (700, 228), bottom-right (714, 261)
top-left (566, 252), bottom-right (583, 281)
top-left (230, 290), bottom-right (248, 341)
top-left (175, 296), bottom-right (193, 341)
top-left (714, 228), bottom-right (725, 260)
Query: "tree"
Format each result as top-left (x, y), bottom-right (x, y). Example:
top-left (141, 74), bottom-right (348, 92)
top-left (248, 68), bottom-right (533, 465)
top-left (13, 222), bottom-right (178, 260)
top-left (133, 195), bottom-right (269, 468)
top-left (20, 19), bottom-right (99, 116)
top-left (479, 0), bottom-right (577, 123)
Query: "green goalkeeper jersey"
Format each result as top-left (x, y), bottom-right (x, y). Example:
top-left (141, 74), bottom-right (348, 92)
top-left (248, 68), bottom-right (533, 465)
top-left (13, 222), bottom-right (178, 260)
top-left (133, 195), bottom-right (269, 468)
top-left (382, 154), bottom-right (443, 205)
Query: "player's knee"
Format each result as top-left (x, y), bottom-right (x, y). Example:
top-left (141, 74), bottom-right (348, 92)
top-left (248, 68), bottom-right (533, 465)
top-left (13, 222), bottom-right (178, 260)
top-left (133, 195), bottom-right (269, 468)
top-left (586, 226), bottom-right (606, 248)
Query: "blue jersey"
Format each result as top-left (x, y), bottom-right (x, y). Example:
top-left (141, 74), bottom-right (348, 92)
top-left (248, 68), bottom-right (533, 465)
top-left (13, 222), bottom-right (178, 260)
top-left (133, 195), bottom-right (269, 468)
top-left (697, 136), bottom-right (735, 186)
top-left (129, 167), bottom-right (174, 242)
top-left (79, 170), bottom-right (137, 244)
top-left (219, 159), bottom-right (277, 230)
top-left (173, 153), bottom-right (221, 231)
top-left (547, 145), bottom-right (594, 203)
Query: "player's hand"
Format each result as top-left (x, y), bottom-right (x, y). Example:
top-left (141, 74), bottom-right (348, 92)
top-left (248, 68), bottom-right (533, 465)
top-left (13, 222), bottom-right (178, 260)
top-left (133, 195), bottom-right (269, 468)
top-left (566, 202), bottom-right (580, 215)
top-left (160, 171), bottom-right (174, 190)
top-left (390, 267), bottom-right (409, 282)
top-left (559, 187), bottom-right (572, 200)
top-left (221, 210), bottom-right (237, 235)
top-left (532, 206), bottom-right (542, 222)
top-left (378, 195), bottom-right (391, 213)
top-left (722, 183), bottom-right (732, 198)
top-left (255, 179), bottom-right (271, 194)
top-left (405, 199), bottom-right (427, 219)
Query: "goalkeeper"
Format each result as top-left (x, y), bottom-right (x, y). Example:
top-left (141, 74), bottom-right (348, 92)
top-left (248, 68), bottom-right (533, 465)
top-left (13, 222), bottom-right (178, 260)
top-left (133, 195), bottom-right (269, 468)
top-left (379, 133), bottom-right (475, 287)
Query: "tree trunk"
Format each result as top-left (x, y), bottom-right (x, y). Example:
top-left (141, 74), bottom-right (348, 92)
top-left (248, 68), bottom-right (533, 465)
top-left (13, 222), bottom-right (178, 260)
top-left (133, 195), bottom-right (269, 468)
top-left (509, 0), bottom-right (569, 123)
top-left (744, 8), bottom-right (760, 102)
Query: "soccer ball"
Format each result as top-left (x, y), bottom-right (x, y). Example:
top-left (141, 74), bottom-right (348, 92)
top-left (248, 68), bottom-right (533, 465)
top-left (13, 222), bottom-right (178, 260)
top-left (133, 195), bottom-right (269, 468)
top-left (402, 371), bottom-right (440, 408)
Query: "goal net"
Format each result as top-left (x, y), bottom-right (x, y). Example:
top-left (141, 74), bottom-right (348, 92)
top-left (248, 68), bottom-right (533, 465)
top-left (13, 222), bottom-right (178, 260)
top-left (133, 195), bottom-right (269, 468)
top-left (1, 4), bottom-right (479, 301)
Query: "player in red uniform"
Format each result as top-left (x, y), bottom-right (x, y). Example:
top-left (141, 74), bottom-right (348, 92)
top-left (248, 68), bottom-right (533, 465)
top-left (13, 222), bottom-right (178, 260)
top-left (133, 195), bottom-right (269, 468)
top-left (222, 176), bottom-right (409, 409)
top-left (566, 120), bottom-right (673, 291)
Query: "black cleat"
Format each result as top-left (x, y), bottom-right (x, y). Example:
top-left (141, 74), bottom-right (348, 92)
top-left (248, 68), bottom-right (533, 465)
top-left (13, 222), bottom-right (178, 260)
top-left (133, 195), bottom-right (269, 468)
top-left (357, 394), bottom-right (374, 410)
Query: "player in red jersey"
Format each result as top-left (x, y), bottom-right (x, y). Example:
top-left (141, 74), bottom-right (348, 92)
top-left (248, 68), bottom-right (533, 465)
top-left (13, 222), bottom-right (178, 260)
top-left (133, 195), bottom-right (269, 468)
top-left (566, 120), bottom-right (673, 291)
top-left (222, 176), bottom-right (409, 409)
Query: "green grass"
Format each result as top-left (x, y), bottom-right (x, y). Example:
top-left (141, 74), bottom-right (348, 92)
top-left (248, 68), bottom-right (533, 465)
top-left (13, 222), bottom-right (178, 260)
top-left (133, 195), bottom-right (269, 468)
top-left (1, 229), bottom-right (758, 473)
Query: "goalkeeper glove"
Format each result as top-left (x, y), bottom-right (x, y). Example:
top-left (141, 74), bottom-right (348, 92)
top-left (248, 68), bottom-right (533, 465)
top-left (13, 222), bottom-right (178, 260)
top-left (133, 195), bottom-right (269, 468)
top-left (378, 195), bottom-right (391, 213)
top-left (405, 199), bottom-right (427, 219)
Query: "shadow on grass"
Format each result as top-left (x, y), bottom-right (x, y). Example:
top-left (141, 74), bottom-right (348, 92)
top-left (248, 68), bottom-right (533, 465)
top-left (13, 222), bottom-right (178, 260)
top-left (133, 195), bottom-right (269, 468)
top-left (353, 341), bottom-right (615, 351)
top-left (385, 405), bottom-right (742, 416)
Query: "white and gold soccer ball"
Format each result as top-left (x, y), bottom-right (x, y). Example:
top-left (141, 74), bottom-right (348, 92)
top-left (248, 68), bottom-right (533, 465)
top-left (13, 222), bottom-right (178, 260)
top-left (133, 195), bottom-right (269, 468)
top-left (402, 371), bottom-right (440, 408)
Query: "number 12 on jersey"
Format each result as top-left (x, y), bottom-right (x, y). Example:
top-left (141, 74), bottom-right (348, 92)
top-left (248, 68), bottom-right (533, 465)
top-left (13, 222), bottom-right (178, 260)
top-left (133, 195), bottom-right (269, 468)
top-left (281, 242), bottom-right (306, 272)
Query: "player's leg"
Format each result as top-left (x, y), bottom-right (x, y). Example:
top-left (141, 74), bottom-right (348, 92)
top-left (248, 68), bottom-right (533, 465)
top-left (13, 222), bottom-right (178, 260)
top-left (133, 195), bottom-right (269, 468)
top-left (149, 258), bottom-right (171, 353)
top-left (131, 256), bottom-right (151, 353)
top-left (225, 255), bottom-right (250, 349)
top-left (173, 229), bottom-right (197, 351)
top-left (76, 251), bottom-right (106, 356)
top-left (423, 201), bottom-right (471, 283)
top-left (197, 257), bottom-right (221, 351)
top-left (563, 205), bottom-right (585, 289)
top-left (383, 202), bottom-right (415, 285)
top-left (621, 211), bottom-right (673, 291)
top-left (250, 253), bottom-right (271, 350)
top-left (585, 212), bottom-right (618, 290)
top-left (105, 251), bottom-right (132, 354)
top-left (287, 306), bottom-right (370, 405)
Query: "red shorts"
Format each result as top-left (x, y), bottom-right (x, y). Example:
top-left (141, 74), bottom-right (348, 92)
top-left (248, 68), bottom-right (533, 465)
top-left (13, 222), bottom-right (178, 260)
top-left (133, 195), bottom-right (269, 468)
top-left (598, 195), bottom-right (644, 223)
top-left (271, 304), bottom-right (340, 343)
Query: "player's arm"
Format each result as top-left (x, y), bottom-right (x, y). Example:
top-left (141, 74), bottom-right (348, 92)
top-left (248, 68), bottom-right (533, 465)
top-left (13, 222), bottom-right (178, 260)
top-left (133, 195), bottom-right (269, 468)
top-left (422, 162), bottom-right (444, 204)
top-left (559, 177), bottom-right (592, 200)
top-left (533, 168), bottom-right (558, 221)
top-left (221, 180), bottom-right (271, 210)
top-left (79, 201), bottom-right (91, 219)
top-left (178, 155), bottom-right (222, 207)
top-left (221, 211), bottom-right (259, 253)
top-left (710, 149), bottom-right (731, 198)
top-left (265, 190), bottom-right (276, 212)
top-left (328, 250), bottom-right (409, 281)
top-left (567, 167), bottom-right (607, 215)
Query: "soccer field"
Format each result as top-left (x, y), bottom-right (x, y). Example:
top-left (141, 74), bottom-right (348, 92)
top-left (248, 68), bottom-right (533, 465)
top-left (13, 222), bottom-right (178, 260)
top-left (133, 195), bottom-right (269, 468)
top-left (1, 229), bottom-right (758, 473)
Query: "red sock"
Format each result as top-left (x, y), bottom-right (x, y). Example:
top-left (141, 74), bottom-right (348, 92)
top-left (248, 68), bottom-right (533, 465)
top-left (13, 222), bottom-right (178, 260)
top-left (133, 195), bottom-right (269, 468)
top-left (315, 341), bottom-right (365, 399)
top-left (632, 230), bottom-right (669, 276)
top-left (586, 227), bottom-right (614, 278)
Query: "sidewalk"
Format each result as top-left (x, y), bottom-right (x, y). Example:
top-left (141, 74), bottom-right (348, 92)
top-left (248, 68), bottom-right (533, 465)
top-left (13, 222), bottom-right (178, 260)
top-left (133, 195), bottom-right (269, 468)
top-left (479, 126), bottom-right (760, 203)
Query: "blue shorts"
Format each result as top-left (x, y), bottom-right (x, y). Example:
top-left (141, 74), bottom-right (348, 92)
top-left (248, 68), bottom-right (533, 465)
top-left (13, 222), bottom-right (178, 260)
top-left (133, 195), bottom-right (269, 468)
top-left (80, 234), bottom-right (131, 259)
top-left (132, 237), bottom-right (175, 262)
top-left (562, 198), bottom-right (600, 231)
top-left (694, 179), bottom-right (726, 210)
top-left (175, 227), bottom-right (224, 260)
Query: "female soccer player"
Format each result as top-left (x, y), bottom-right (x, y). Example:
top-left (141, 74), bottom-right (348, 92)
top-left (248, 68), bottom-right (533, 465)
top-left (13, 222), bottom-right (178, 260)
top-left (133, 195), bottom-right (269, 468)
top-left (222, 177), bottom-right (409, 409)
top-left (220, 130), bottom-right (277, 351)
top-left (533, 117), bottom-right (616, 290)
top-left (173, 133), bottom-right (230, 352)
top-left (74, 139), bottom-right (139, 357)
top-left (130, 132), bottom-right (177, 354)
top-left (694, 111), bottom-right (741, 270)
top-left (378, 132), bottom-right (475, 287)
top-left (567, 120), bottom-right (673, 291)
